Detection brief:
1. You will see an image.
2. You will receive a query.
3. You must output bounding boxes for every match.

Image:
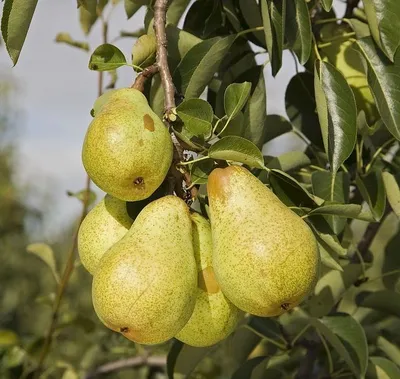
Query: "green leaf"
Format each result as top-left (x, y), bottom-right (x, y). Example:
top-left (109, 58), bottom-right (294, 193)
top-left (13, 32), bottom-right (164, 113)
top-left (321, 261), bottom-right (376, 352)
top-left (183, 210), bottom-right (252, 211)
top-left (382, 172), bottom-right (400, 217)
top-left (238, 0), bottom-right (266, 48)
top-left (367, 356), bottom-right (400, 378)
top-left (355, 37), bottom-right (400, 141)
top-left (319, 244), bottom-right (343, 271)
top-left (2, 346), bottom-right (26, 368)
top-left (312, 171), bottom-right (350, 234)
top-left (66, 189), bottom-right (97, 206)
top-left (266, 151), bottom-right (310, 172)
top-left (55, 32), bottom-right (90, 52)
top-left (286, 72), bottom-right (322, 148)
top-left (174, 35), bottom-right (236, 99)
top-left (190, 160), bottom-right (215, 185)
top-left (376, 336), bottom-right (400, 366)
top-left (176, 99), bottom-right (213, 138)
top-left (269, 169), bottom-right (319, 208)
top-left (309, 264), bottom-right (364, 317)
top-left (216, 112), bottom-right (245, 137)
top-left (167, 340), bottom-right (214, 379)
top-left (88, 44), bottom-right (127, 71)
top-left (285, 0), bottom-right (312, 64)
top-left (307, 203), bottom-right (374, 221)
top-left (247, 317), bottom-right (285, 342)
top-left (124, 0), bottom-right (144, 19)
top-left (231, 356), bottom-right (268, 379)
top-left (311, 227), bottom-right (347, 257)
top-left (79, 1), bottom-right (98, 35)
top-left (166, 0), bottom-right (191, 26)
top-left (315, 60), bottom-right (357, 175)
top-left (131, 34), bottom-right (156, 69)
top-left (320, 0), bottom-right (333, 11)
top-left (224, 82), bottom-right (252, 120)
top-left (264, 115), bottom-right (293, 142)
top-left (358, 290), bottom-right (400, 318)
top-left (243, 67), bottom-right (267, 149)
top-left (362, 0), bottom-right (400, 61)
top-left (349, 19), bottom-right (371, 39)
top-left (62, 369), bottom-right (78, 379)
top-left (1, 0), bottom-right (39, 65)
top-left (310, 314), bottom-right (368, 378)
top-left (208, 136), bottom-right (265, 169)
top-left (356, 170), bottom-right (387, 221)
top-left (26, 243), bottom-right (60, 283)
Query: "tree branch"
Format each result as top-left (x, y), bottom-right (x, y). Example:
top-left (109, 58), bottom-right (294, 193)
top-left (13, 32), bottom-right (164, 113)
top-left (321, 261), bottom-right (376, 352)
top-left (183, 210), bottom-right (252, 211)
top-left (153, 0), bottom-right (176, 121)
top-left (132, 64), bottom-right (159, 92)
top-left (85, 355), bottom-right (166, 379)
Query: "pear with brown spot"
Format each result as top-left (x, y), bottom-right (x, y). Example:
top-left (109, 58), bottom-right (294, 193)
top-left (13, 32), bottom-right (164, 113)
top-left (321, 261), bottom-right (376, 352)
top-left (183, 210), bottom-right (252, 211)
top-left (82, 88), bottom-right (173, 201)
top-left (92, 196), bottom-right (197, 345)
top-left (176, 213), bottom-right (243, 347)
top-left (207, 166), bottom-right (320, 317)
top-left (78, 194), bottom-right (133, 275)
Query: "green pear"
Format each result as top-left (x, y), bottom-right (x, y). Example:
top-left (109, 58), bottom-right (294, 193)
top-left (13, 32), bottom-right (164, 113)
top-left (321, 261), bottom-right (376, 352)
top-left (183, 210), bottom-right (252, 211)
top-left (207, 166), bottom-right (320, 317)
top-left (82, 88), bottom-right (173, 201)
top-left (77, 194), bottom-right (133, 275)
top-left (92, 195), bottom-right (197, 345)
top-left (176, 213), bottom-right (243, 347)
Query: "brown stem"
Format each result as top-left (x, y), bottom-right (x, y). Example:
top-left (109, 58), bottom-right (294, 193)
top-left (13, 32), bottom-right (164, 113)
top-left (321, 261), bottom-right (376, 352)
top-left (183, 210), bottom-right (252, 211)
top-left (153, 0), bottom-right (176, 121)
top-left (132, 64), bottom-right (159, 92)
top-left (85, 355), bottom-right (166, 379)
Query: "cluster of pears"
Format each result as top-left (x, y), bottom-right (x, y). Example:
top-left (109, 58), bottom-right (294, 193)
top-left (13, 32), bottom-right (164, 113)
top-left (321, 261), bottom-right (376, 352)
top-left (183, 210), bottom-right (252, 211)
top-left (79, 88), bottom-right (320, 347)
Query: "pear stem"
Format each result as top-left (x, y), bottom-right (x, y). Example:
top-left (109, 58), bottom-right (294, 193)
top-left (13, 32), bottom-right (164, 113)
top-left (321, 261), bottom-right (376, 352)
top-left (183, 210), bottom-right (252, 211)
top-left (154, 0), bottom-right (176, 122)
top-left (132, 64), bottom-right (159, 92)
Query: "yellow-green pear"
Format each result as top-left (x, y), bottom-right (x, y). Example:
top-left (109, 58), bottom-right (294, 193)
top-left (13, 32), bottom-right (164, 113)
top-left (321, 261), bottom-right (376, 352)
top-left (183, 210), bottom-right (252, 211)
top-left (92, 195), bottom-right (197, 345)
top-left (82, 88), bottom-right (173, 201)
top-left (319, 25), bottom-right (378, 124)
top-left (77, 195), bottom-right (133, 275)
top-left (176, 213), bottom-right (243, 347)
top-left (207, 166), bottom-right (320, 317)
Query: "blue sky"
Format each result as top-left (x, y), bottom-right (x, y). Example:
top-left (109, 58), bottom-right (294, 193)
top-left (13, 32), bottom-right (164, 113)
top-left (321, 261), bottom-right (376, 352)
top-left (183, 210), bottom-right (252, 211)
top-left (0, 1), bottom-right (345, 237)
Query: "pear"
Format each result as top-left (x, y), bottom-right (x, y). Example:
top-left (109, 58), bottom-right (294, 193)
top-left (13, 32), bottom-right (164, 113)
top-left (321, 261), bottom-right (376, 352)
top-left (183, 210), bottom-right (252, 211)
top-left (82, 88), bottom-right (173, 201)
top-left (78, 194), bottom-right (133, 275)
top-left (207, 166), bottom-right (320, 317)
top-left (176, 213), bottom-right (243, 347)
top-left (92, 195), bottom-right (197, 345)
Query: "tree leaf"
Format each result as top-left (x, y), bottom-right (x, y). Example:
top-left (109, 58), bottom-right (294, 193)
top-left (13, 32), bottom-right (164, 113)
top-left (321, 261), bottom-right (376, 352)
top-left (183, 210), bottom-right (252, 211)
top-left (131, 34), bottom-right (156, 69)
top-left (26, 243), bottom-right (60, 284)
top-left (367, 356), bottom-right (400, 378)
top-left (355, 37), bottom-right (400, 141)
top-left (176, 99), bottom-right (213, 138)
top-left (356, 170), bottom-right (387, 221)
top-left (320, 0), bottom-right (333, 12)
top-left (174, 35), bottom-right (236, 99)
top-left (243, 67), bottom-right (267, 149)
top-left (167, 340), bottom-right (214, 379)
top-left (376, 336), bottom-right (400, 366)
top-left (231, 356), bottom-right (268, 379)
top-left (382, 172), bottom-right (400, 217)
top-left (62, 369), bottom-right (78, 379)
top-left (166, 0), bottom-right (191, 26)
top-left (311, 226), bottom-right (347, 257)
top-left (66, 189), bottom-right (97, 206)
top-left (1, 0), bottom-right (39, 65)
top-left (266, 151), bottom-right (310, 172)
top-left (190, 160), bottom-right (215, 185)
top-left (310, 313), bottom-right (368, 378)
top-left (88, 44), bottom-right (127, 71)
top-left (358, 290), bottom-right (400, 318)
top-left (55, 33), bottom-right (89, 52)
top-left (247, 316), bottom-right (285, 342)
top-left (285, 0), bottom-right (312, 64)
top-left (264, 115), bottom-right (293, 143)
top-left (79, 1), bottom-right (98, 35)
top-left (315, 60), bottom-right (357, 175)
top-left (307, 203), bottom-right (375, 221)
top-left (362, 0), bottom-right (400, 62)
top-left (319, 244), bottom-right (343, 271)
top-left (208, 136), bottom-right (265, 169)
top-left (2, 346), bottom-right (26, 368)
top-left (0, 330), bottom-right (19, 348)
top-left (224, 82), bottom-right (252, 120)
top-left (238, 0), bottom-right (266, 48)
top-left (124, 0), bottom-right (144, 19)
top-left (312, 171), bottom-right (350, 234)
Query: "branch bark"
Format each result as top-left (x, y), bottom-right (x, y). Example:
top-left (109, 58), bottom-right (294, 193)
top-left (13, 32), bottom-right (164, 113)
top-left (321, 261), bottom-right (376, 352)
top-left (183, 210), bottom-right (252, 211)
top-left (153, 0), bottom-right (176, 121)
top-left (85, 355), bottom-right (166, 379)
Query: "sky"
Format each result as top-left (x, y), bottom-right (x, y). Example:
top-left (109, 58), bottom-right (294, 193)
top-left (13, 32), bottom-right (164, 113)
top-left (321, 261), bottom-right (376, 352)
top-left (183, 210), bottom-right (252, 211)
top-left (0, 1), bottom-right (345, 238)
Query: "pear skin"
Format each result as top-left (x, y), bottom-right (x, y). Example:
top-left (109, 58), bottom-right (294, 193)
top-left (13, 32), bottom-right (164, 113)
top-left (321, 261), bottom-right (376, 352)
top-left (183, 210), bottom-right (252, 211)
top-left (176, 213), bottom-right (243, 347)
top-left (82, 88), bottom-right (173, 201)
top-left (207, 166), bottom-right (320, 317)
top-left (92, 196), bottom-right (197, 345)
top-left (78, 194), bottom-right (133, 275)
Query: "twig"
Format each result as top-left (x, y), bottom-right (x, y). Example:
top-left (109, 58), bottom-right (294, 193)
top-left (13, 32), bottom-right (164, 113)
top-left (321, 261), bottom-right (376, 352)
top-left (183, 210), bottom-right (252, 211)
top-left (153, 0), bottom-right (176, 121)
top-left (132, 64), bottom-right (159, 92)
top-left (85, 355), bottom-right (166, 379)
